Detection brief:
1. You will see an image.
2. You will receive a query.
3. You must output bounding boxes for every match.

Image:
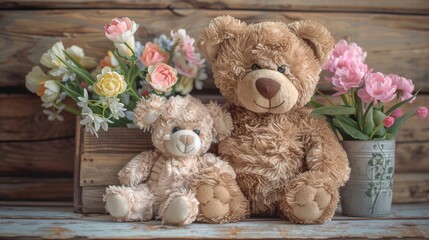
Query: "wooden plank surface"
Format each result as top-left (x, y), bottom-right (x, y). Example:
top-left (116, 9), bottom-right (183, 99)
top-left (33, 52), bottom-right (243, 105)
top-left (0, 138), bottom-right (74, 177)
top-left (0, 94), bottom-right (75, 141)
top-left (80, 153), bottom-right (135, 186)
top-left (1, 10), bottom-right (428, 92)
top-left (3, 203), bottom-right (429, 220)
top-left (0, 178), bottom-right (72, 201)
top-left (2, 0), bottom-right (428, 14)
top-left (0, 204), bottom-right (428, 239)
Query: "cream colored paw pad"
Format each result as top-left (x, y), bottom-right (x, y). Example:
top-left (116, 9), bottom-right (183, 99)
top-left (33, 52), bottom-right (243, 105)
top-left (106, 194), bottom-right (129, 218)
top-left (291, 186), bottom-right (332, 221)
top-left (196, 184), bottom-right (231, 219)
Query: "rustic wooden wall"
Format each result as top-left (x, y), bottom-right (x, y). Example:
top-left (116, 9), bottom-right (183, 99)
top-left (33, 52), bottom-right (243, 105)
top-left (1, 0), bottom-right (428, 204)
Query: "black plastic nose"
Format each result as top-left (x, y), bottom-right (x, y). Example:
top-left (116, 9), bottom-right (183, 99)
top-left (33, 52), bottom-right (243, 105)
top-left (255, 78), bottom-right (280, 100)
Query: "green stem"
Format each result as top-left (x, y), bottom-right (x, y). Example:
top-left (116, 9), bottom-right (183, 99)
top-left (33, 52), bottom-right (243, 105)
top-left (63, 104), bottom-right (80, 115)
top-left (315, 89), bottom-right (334, 105)
top-left (128, 87), bottom-right (141, 101)
top-left (341, 94), bottom-right (350, 106)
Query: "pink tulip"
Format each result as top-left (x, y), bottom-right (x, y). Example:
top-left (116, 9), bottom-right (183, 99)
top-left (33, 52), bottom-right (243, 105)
top-left (357, 72), bottom-right (397, 103)
top-left (390, 108), bottom-right (404, 119)
top-left (146, 63), bottom-right (178, 92)
top-left (104, 17), bottom-right (138, 43)
top-left (383, 116), bottom-right (395, 128)
top-left (416, 106), bottom-right (428, 119)
top-left (388, 74), bottom-right (415, 102)
top-left (140, 42), bottom-right (169, 67)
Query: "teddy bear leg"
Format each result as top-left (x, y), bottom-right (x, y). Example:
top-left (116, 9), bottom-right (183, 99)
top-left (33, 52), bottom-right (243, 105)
top-left (193, 172), bottom-right (249, 223)
top-left (103, 184), bottom-right (154, 222)
top-left (279, 171), bottom-right (339, 224)
top-left (158, 191), bottom-right (199, 226)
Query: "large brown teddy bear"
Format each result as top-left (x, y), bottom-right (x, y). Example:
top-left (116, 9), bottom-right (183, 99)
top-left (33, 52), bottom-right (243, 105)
top-left (103, 95), bottom-right (248, 225)
top-left (198, 16), bottom-right (350, 224)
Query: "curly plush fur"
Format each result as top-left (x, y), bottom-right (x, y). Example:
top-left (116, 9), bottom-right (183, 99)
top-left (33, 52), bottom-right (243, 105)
top-left (198, 16), bottom-right (350, 224)
top-left (103, 95), bottom-right (249, 225)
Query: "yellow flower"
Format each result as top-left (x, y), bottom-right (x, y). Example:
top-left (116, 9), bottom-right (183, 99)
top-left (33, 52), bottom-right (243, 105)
top-left (94, 67), bottom-right (127, 97)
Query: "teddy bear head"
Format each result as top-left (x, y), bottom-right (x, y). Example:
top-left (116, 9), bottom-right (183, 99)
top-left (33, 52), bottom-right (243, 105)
top-left (198, 16), bottom-right (334, 114)
top-left (133, 95), bottom-right (233, 157)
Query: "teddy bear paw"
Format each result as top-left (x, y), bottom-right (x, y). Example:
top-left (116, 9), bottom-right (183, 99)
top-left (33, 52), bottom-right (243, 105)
top-left (164, 196), bottom-right (189, 225)
top-left (105, 194), bottom-right (130, 220)
top-left (290, 185), bottom-right (333, 222)
top-left (196, 184), bottom-right (231, 219)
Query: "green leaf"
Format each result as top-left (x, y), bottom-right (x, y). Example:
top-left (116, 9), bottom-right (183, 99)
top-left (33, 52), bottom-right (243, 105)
top-left (112, 50), bottom-right (129, 74)
top-left (332, 118), bottom-right (369, 140)
top-left (57, 56), bottom-right (96, 84)
top-left (385, 89), bottom-right (421, 116)
top-left (373, 109), bottom-right (387, 137)
top-left (57, 82), bottom-right (80, 103)
top-left (356, 94), bottom-right (364, 131)
top-left (363, 106), bottom-right (375, 135)
top-left (312, 106), bottom-right (356, 116)
top-left (308, 99), bottom-right (325, 108)
top-left (63, 50), bottom-right (85, 69)
top-left (386, 109), bottom-right (418, 138)
top-left (335, 115), bottom-right (358, 128)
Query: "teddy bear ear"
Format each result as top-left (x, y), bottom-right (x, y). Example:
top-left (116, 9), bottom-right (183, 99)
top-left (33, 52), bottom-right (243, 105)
top-left (134, 95), bottom-right (167, 131)
top-left (198, 15), bottom-right (247, 62)
top-left (288, 20), bottom-right (335, 65)
top-left (205, 101), bottom-right (234, 142)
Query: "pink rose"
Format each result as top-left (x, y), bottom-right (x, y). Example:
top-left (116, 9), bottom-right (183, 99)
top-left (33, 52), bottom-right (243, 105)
top-left (331, 60), bottom-right (367, 95)
top-left (140, 42), bottom-right (169, 67)
top-left (173, 55), bottom-right (198, 78)
top-left (104, 17), bottom-right (138, 43)
top-left (416, 106), bottom-right (428, 119)
top-left (146, 63), bottom-right (178, 92)
top-left (390, 108), bottom-right (404, 119)
top-left (388, 74), bottom-right (415, 102)
top-left (383, 116), bottom-right (395, 128)
top-left (357, 72), bottom-right (397, 103)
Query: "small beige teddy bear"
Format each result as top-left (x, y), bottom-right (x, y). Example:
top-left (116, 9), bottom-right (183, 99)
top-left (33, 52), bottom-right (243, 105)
top-left (103, 95), bottom-right (249, 225)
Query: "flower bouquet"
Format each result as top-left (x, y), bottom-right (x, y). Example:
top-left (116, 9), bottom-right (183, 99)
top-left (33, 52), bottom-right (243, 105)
top-left (25, 17), bottom-right (207, 137)
top-left (310, 40), bottom-right (427, 217)
top-left (311, 40), bottom-right (427, 140)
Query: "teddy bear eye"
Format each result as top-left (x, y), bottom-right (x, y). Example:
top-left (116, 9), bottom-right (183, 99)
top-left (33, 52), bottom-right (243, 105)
top-left (172, 127), bottom-right (181, 133)
top-left (193, 129), bottom-right (201, 135)
top-left (277, 65), bottom-right (286, 73)
top-left (251, 64), bottom-right (261, 71)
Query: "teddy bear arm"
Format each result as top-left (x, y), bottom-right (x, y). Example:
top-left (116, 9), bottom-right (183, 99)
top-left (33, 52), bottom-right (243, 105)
top-left (198, 153), bottom-right (236, 178)
top-left (304, 119), bottom-right (350, 186)
top-left (118, 150), bottom-right (160, 186)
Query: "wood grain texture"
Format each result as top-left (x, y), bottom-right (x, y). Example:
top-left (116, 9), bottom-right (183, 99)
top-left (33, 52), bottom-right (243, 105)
top-left (0, 94), bottom-right (75, 141)
top-left (82, 128), bottom-right (152, 154)
top-left (0, 138), bottom-right (74, 177)
top-left (1, 10), bottom-right (428, 92)
top-left (80, 153), bottom-right (136, 186)
top-left (0, 177), bottom-right (72, 201)
top-left (2, 0), bottom-right (428, 14)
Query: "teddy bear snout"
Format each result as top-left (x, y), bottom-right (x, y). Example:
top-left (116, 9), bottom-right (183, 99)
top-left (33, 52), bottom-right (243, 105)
top-left (179, 134), bottom-right (195, 146)
top-left (255, 78), bottom-right (281, 100)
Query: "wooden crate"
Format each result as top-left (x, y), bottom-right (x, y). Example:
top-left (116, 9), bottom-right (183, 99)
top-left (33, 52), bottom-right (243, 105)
top-left (73, 121), bottom-right (154, 213)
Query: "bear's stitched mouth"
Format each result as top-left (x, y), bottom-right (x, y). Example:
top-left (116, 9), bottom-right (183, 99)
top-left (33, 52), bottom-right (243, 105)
top-left (176, 144), bottom-right (194, 154)
top-left (253, 100), bottom-right (285, 110)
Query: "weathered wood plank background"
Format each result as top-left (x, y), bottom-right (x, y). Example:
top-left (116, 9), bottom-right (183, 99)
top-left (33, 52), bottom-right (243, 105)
top-left (1, 1), bottom-right (428, 205)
